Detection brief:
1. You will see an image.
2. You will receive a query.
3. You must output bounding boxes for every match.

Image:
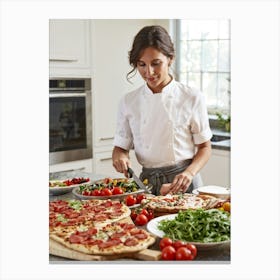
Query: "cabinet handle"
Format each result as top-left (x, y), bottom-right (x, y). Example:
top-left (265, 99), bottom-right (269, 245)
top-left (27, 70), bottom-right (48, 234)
top-left (49, 59), bottom-right (78, 62)
top-left (99, 157), bottom-right (112, 162)
top-left (99, 137), bottom-right (114, 141)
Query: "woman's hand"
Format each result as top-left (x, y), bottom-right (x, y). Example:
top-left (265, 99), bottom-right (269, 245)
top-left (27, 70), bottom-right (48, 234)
top-left (167, 171), bottom-right (194, 194)
top-left (112, 146), bottom-right (130, 177)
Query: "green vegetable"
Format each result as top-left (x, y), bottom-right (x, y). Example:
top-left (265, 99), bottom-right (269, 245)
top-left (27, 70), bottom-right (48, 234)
top-left (56, 214), bottom-right (67, 222)
top-left (68, 200), bottom-right (82, 210)
top-left (158, 209), bottom-right (230, 243)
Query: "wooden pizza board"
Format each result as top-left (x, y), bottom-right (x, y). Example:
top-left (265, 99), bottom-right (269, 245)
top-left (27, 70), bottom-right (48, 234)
top-left (49, 216), bottom-right (161, 261)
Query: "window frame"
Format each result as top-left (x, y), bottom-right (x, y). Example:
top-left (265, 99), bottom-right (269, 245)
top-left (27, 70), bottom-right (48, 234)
top-left (171, 19), bottom-right (231, 117)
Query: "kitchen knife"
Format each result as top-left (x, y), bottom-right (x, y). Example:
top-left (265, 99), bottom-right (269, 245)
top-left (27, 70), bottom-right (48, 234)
top-left (127, 167), bottom-right (151, 193)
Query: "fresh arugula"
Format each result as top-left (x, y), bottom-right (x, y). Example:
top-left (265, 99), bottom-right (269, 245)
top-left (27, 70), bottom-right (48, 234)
top-left (158, 209), bottom-right (230, 243)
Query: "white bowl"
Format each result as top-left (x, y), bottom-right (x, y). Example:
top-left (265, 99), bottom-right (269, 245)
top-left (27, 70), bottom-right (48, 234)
top-left (196, 185), bottom-right (230, 200)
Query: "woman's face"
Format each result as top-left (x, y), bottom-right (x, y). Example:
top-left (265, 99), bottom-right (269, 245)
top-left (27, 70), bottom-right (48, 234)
top-left (137, 47), bottom-right (172, 93)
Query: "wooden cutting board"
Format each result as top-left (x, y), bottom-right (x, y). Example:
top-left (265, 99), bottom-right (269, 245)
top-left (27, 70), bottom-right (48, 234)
top-left (49, 239), bottom-right (161, 261)
top-left (49, 216), bottom-right (161, 261)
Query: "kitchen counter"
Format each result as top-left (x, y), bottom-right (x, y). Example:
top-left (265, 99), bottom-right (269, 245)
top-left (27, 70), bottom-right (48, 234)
top-left (211, 128), bottom-right (231, 151)
top-left (49, 171), bottom-right (230, 263)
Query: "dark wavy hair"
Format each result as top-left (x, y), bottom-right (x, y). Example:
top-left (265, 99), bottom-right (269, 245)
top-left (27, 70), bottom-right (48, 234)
top-left (127, 25), bottom-right (175, 82)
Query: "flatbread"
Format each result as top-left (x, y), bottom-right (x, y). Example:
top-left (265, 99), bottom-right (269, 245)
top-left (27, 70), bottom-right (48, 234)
top-left (141, 193), bottom-right (221, 213)
top-left (50, 221), bottom-right (155, 255)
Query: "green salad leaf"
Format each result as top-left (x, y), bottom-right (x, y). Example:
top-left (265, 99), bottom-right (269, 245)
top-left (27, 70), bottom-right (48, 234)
top-left (158, 209), bottom-right (230, 243)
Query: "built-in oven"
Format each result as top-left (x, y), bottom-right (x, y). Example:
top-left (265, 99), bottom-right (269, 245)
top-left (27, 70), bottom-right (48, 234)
top-left (49, 78), bottom-right (92, 165)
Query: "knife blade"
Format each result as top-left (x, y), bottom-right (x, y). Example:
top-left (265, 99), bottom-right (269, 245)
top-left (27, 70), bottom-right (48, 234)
top-left (127, 167), bottom-right (151, 193)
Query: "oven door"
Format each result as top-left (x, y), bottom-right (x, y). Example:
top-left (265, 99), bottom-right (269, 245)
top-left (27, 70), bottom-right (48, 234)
top-left (49, 91), bottom-right (92, 164)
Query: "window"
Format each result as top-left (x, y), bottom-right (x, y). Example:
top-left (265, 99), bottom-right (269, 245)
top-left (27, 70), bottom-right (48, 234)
top-left (172, 19), bottom-right (231, 115)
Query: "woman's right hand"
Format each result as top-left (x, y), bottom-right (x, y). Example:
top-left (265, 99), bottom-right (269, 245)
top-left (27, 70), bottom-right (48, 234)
top-left (112, 146), bottom-right (131, 177)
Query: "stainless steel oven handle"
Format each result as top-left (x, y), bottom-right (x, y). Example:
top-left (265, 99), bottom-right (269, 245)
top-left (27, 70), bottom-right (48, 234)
top-left (49, 92), bottom-right (87, 98)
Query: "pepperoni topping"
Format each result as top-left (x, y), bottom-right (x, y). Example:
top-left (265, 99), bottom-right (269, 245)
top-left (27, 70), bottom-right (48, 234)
top-left (119, 223), bottom-right (135, 230)
top-left (110, 232), bottom-right (126, 239)
top-left (93, 214), bottom-right (109, 221)
top-left (98, 238), bottom-right (121, 249)
top-left (133, 233), bottom-right (148, 240)
top-left (101, 200), bottom-right (113, 208)
top-left (81, 239), bottom-right (103, 245)
top-left (129, 228), bottom-right (142, 235)
top-left (92, 206), bottom-right (106, 213)
top-left (124, 238), bottom-right (138, 246)
top-left (69, 234), bottom-right (87, 244)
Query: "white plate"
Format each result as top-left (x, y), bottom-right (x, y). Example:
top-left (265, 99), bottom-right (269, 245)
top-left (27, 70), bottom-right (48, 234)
top-left (147, 214), bottom-right (230, 250)
top-left (195, 185), bottom-right (231, 200)
top-left (49, 179), bottom-right (92, 196)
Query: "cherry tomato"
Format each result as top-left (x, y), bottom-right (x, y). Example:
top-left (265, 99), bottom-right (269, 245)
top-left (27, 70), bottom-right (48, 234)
top-left (159, 237), bottom-right (173, 251)
top-left (146, 210), bottom-right (154, 221)
top-left (136, 193), bottom-right (146, 204)
top-left (175, 247), bottom-right (193, 261)
top-left (134, 214), bottom-right (148, 226)
top-left (161, 245), bottom-right (176, 260)
top-left (100, 188), bottom-right (112, 196)
top-left (140, 209), bottom-right (149, 217)
top-left (112, 187), bottom-right (124, 195)
top-left (91, 189), bottom-right (101, 196)
top-left (173, 240), bottom-right (187, 250)
top-left (82, 190), bottom-right (90, 196)
top-left (125, 195), bottom-right (137, 206)
top-left (130, 210), bottom-right (138, 221)
top-left (185, 243), bottom-right (197, 258)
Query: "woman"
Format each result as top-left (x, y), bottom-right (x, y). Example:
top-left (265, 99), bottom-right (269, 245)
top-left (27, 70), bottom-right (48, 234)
top-left (112, 25), bottom-right (212, 196)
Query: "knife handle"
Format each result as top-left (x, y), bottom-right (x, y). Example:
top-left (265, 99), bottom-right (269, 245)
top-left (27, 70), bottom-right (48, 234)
top-left (127, 167), bottom-right (133, 179)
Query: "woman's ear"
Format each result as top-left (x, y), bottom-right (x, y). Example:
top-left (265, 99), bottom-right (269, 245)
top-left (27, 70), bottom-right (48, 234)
top-left (168, 56), bottom-right (174, 67)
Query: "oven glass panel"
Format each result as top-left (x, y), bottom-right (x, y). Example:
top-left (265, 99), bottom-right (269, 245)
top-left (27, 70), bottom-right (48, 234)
top-left (49, 96), bottom-right (87, 152)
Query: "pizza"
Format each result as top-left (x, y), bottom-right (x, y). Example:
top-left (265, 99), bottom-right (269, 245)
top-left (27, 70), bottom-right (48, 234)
top-left (49, 199), bottom-right (131, 231)
top-left (50, 221), bottom-right (155, 255)
top-left (49, 198), bottom-right (156, 256)
top-left (141, 193), bottom-right (222, 214)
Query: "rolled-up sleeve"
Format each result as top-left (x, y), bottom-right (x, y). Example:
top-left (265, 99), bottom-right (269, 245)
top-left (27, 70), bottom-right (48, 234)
top-left (113, 96), bottom-right (134, 150)
top-left (190, 90), bottom-right (213, 144)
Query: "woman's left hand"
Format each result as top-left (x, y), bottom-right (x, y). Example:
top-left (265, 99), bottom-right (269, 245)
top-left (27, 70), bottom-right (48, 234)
top-left (167, 171), bottom-right (194, 194)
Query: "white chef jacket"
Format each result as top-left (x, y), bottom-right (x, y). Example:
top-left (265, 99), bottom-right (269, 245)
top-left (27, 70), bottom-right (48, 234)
top-left (113, 79), bottom-right (212, 168)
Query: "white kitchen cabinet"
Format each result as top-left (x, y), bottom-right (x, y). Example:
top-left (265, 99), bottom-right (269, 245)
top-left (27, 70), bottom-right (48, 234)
top-left (49, 158), bottom-right (93, 174)
top-left (49, 19), bottom-right (91, 77)
top-left (90, 19), bottom-right (155, 148)
top-left (200, 149), bottom-right (230, 188)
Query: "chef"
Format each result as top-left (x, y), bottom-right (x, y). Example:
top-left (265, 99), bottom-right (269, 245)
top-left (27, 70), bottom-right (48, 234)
top-left (112, 25), bottom-right (212, 196)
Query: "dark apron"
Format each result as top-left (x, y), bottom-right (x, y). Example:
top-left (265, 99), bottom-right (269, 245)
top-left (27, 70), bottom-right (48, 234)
top-left (139, 159), bottom-right (203, 196)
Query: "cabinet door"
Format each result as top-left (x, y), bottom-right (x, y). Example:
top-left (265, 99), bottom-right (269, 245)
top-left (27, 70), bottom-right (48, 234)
top-left (91, 19), bottom-right (155, 147)
top-left (200, 149), bottom-right (230, 187)
top-left (93, 151), bottom-right (122, 178)
top-left (49, 159), bottom-right (93, 173)
top-left (49, 19), bottom-right (91, 77)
